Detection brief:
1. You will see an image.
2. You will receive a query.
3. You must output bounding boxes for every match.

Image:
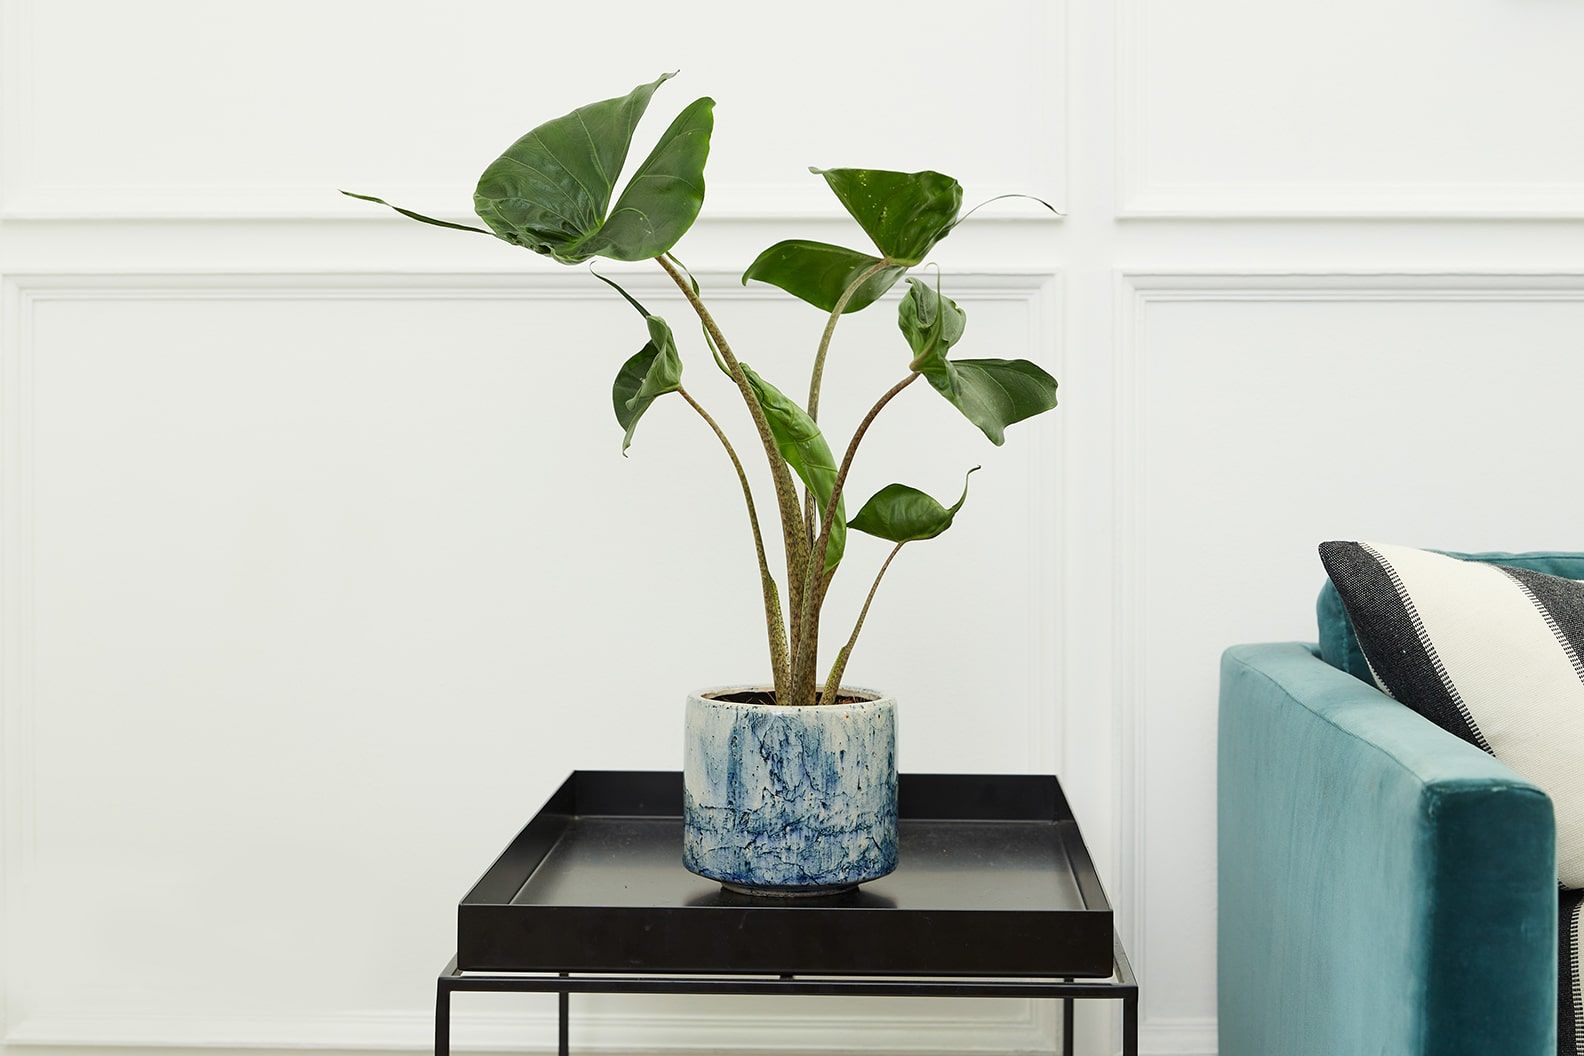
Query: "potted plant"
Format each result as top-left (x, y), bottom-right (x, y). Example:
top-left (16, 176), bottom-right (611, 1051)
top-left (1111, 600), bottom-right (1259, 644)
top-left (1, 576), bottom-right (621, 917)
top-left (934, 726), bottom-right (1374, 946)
top-left (345, 73), bottom-right (1058, 896)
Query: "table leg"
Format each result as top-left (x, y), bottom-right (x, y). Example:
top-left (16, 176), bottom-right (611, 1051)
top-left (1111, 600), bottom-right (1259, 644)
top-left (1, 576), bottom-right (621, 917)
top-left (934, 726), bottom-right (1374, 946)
top-left (1061, 994), bottom-right (1074, 1055)
top-left (434, 979), bottom-right (450, 1056)
top-left (1121, 990), bottom-right (1138, 1056)
top-left (558, 974), bottom-right (569, 1056)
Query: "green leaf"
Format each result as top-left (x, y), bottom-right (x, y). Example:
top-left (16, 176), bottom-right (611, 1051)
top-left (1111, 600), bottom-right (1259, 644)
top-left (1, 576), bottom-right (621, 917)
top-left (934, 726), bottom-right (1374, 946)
top-left (739, 364), bottom-right (846, 571)
top-left (897, 274), bottom-right (967, 363)
top-left (849, 468), bottom-right (980, 543)
top-left (347, 74), bottom-right (713, 263)
top-left (610, 315), bottom-right (682, 453)
top-left (740, 169), bottom-right (962, 314)
top-left (812, 168), bottom-right (963, 265)
top-left (569, 96), bottom-right (714, 262)
top-left (740, 240), bottom-right (905, 314)
top-left (473, 74), bottom-right (713, 263)
top-left (593, 273), bottom-right (682, 453)
top-left (899, 277), bottom-right (1057, 445)
top-left (931, 359), bottom-right (1058, 445)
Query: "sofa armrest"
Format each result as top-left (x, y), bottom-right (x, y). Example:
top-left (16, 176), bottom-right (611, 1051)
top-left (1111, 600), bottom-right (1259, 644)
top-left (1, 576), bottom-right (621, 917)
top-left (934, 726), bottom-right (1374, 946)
top-left (1218, 642), bottom-right (1556, 1056)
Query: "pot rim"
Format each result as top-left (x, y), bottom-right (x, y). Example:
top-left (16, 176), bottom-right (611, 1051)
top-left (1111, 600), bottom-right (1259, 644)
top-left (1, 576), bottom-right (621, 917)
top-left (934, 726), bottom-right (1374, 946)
top-left (690, 685), bottom-right (892, 710)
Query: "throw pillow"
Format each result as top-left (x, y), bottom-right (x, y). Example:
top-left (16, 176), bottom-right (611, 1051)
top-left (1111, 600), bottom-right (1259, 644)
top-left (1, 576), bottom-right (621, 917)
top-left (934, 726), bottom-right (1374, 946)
top-left (1318, 540), bottom-right (1584, 887)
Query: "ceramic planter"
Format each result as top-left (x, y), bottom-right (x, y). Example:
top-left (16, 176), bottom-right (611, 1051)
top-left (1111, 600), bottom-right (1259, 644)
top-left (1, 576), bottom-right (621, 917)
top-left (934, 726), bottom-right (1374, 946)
top-left (682, 687), bottom-right (898, 895)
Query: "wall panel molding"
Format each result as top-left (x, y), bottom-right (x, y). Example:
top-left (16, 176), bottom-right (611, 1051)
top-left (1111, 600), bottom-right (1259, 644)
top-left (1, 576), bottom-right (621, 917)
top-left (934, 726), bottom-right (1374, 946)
top-left (0, 184), bottom-right (1068, 225)
top-left (0, 268), bottom-right (1062, 1056)
top-left (1114, 0), bottom-right (1584, 219)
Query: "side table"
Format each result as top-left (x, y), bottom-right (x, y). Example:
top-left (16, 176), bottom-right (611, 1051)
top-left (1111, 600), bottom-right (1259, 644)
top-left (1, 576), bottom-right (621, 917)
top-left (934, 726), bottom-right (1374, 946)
top-left (434, 771), bottom-right (1138, 1055)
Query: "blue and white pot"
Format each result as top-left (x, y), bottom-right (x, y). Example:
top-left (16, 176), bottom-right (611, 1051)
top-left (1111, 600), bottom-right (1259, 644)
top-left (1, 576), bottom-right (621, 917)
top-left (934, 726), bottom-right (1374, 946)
top-left (682, 687), bottom-right (898, 896)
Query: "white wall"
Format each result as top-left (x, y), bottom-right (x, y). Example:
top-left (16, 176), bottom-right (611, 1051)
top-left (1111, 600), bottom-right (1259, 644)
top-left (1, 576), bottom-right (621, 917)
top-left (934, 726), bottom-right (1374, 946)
top-left (2, 2), bottom-right (1583, 1056)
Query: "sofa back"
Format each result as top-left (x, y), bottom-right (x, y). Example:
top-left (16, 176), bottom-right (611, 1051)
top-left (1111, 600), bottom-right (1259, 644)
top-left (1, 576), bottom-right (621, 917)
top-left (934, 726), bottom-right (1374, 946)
top-left (1316, 549), bottom-right (1584, 680)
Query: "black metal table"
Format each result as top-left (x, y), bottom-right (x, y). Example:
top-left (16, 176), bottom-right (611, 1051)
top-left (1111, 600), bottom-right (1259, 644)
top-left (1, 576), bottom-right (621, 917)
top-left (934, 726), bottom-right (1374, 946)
top-left (435, 771), bottom-right (1138, 1055)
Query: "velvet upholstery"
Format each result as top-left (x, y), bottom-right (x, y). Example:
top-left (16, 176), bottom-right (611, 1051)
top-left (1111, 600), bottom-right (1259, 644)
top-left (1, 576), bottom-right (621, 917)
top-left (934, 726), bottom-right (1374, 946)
top-left (1218, 642), bottom-right (1557, 1056)
top-left (1318, 550), bottom-right (1584, 681)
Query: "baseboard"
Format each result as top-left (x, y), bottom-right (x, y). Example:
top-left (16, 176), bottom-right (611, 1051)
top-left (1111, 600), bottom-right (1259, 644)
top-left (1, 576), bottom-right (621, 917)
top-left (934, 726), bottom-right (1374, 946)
top-left (4, 1011), bottom-right (1215, 1056)
top-left (2, 1002), bottom-right (1053, 1055)
top-left (1140, 1017), bottom-right (1218, 1056)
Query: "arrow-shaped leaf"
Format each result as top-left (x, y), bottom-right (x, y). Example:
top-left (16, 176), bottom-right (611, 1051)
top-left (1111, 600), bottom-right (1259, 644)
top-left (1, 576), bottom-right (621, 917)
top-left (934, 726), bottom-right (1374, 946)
top-left (611, 316), bottom-right (682, 453)
top-left (812, 167), bottom-right (963, 265)
top-left (849, 468), bottom-right (980, 543)
top-left (595, 274), bottom-right (682, 452)
top-left (347, 74), bottom-right (713, 265)
top-left (474, 74), bottom-right (712, 262)
top-left (898, 273), bottom-right (967, 362)
top-left (560, 95), bottom-right (714, 262)
top-left (740, 240), bottom-right (904, 314)
top-left (741, 168), bottom-right (963, 313)
top-left (898, 277), bottom-right (1057, 445)
top-left (928, 358), bottom-right (1058, 445)
top-left (739, 364), bottom-right (845, 571)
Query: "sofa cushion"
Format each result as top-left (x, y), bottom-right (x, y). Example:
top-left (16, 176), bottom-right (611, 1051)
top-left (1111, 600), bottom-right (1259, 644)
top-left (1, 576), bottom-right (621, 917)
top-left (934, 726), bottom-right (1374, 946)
top-left (1318, 541), bottom-right (1584, 888)
top-left (1318, 549), bottom-right (1584, 681)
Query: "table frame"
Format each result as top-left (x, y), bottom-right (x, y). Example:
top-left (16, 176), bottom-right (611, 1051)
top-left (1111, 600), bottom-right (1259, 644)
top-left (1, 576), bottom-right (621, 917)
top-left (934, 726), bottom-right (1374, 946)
top-left (434, 931), bottom-right (1138, 1056)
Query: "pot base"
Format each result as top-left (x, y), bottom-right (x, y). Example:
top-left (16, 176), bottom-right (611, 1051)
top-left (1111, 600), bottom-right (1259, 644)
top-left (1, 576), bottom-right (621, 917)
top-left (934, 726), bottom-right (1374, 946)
top-left (720, 881), bottom-right (858, 899)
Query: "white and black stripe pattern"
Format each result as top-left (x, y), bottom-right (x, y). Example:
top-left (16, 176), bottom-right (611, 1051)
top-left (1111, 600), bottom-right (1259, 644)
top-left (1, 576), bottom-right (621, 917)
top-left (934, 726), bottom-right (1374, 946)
top-left (1564, 889), bottom-right (1582, 1056)
top-left (1361, 541), bottom-right (1494, 752)
top-left (1319, 541), bottom-right (1584, 888)
top-left (1317, 541), bottom-right (1491, 751)
top-left (1502, 565), bottom-right (1584, 683)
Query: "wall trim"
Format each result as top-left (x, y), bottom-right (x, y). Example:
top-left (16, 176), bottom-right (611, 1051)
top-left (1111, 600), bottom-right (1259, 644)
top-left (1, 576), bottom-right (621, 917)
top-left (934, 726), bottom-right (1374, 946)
top-left (0, 269), bottom-right (1059, 296)
top-left (0, 185), bottom-right (1068, 225)
top-left (1138, 1017), bottom-right (1218, 1056)
top-left (1118, 181), bottom-right (1584, 220)
top-left (1113, 270), bottom-right (1584, 1052)
top-left (1122, 271), bottom-right (1584, 300)
top-left (0, 268), bottom-right (1062, 1055)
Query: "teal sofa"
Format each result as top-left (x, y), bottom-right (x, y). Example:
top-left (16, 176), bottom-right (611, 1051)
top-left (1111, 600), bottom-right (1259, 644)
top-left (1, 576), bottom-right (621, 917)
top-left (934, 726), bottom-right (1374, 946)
top-left (1217, 565), bottom-right (1567, 1055)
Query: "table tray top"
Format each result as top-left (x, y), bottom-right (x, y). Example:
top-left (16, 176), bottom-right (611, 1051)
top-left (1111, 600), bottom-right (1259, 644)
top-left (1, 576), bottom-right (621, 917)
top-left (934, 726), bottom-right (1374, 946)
top-left (458, 770), bottom-right (1114, 978)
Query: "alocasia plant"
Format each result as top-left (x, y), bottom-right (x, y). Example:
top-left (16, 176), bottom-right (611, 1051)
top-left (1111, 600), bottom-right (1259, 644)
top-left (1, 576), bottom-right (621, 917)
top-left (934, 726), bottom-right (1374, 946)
top-left (345, 73), bottom-right (1058, 708)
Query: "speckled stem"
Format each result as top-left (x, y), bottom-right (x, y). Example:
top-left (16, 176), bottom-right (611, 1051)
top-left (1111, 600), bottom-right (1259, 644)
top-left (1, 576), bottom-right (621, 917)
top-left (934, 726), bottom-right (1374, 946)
top-left (679, 387), bottom-right (790, 699)
top-left (806, 260), bottom-right (893, 422)
top-left (787, 372), bottom-right (922, 705)
top-left (657, 255), bottom-right (811, 675)
top-left (800, 259), bottom-right (894, 553)
top-left (820, 542), bottom-right (904, 705)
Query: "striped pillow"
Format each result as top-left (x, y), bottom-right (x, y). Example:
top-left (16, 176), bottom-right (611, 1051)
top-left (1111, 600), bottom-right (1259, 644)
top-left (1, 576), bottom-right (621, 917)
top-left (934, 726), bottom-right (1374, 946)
top-left (1319, 540), bottom-right (1584, 886)
top-left (1321, 541), bottom-right (1584, 1056)
top-left (1564, 889), bottom-right (1581, 1056)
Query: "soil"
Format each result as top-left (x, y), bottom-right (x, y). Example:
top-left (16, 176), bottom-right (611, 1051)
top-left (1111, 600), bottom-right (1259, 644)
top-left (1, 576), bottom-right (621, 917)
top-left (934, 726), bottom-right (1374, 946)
top-left (709, 689), bottom-right (874, 707)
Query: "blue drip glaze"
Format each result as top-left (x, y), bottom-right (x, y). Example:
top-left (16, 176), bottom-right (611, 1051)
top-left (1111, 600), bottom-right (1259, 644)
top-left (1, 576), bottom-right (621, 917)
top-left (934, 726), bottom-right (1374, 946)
top-left (683, 692), bottom-right (899, 891)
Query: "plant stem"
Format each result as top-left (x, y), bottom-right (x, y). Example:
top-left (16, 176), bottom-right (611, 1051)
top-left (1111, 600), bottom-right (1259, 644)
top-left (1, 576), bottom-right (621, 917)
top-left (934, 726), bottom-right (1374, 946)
top-left (800, 259), bottom-right (893, 555)
top-left (678, 386), bottom-right (790, 699)
top-left (655, 255), bottom-right (812, 678)
top-left (806, 260), bottom-right (892, 423)
top-left (820, 542), bottom-right (904, 704)
top-left (787, 371), bottom-right (922, 703)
